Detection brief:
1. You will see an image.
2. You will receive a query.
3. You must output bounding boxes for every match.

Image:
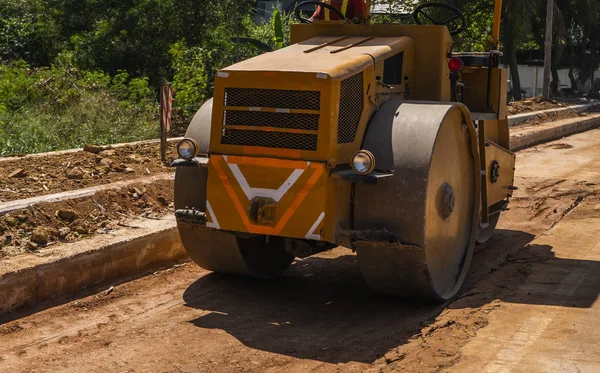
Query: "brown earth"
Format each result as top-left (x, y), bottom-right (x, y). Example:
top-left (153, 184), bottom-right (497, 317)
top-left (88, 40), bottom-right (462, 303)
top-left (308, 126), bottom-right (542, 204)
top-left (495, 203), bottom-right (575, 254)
top-left (1, 130), bottom-right (599, 372)
top-left (0, 142), bottom-right (177, 203)
top-left (0, 179), bottom-right (173, 258)
top-left (507, 97), bottom-right (576, 115)
top-left (518, 107), bottom-right (589, 127)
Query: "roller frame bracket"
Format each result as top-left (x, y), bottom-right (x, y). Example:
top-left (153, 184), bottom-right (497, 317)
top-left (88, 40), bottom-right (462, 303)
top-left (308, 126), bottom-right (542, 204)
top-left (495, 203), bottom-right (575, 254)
top-left (331, 170), bottom-right (394, 185)
top-left (172, 157), bottom-right (209, 168)
top-left (175, 208), bottom-right (207, 226)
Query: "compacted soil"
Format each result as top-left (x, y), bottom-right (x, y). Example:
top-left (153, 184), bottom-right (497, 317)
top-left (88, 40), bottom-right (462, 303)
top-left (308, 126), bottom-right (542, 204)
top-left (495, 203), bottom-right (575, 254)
top-left (506, 96), bottom-right (586, 115)
top-left (0, 142), bottom-right (177, 203)
top-left (1, 129), bottom-right (599, 372)
top-left (0, 178), bottom-right (174, 258)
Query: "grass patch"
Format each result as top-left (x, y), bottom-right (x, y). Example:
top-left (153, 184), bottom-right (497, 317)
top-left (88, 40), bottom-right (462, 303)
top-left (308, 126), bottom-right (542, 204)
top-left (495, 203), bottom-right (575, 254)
top-left (0, 58), bottom-right (159, 156)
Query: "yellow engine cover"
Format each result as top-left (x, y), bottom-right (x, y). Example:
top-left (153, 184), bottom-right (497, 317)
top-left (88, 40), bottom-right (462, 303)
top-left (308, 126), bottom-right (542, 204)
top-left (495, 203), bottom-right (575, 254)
top-left (206, 155), bottom-right (328, 240)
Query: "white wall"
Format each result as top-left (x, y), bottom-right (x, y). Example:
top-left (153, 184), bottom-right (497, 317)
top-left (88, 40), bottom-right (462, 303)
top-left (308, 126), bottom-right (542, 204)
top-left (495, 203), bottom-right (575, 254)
top-left (507, 65), bottom-right (600, 97)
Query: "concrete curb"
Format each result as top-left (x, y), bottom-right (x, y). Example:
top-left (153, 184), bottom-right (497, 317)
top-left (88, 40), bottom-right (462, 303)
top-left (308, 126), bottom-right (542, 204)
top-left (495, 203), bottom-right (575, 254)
top-left (0, 219), bottom-right (185, 317)
top-left (2, 112), bottom-right (600, 318)
top-left (510, 115), bottom-right (600, 152)
top-left (0, 173), bottom-right (174, 217)
top-left (508, 103), bottom-right (599, 126)
top-left (0, 137), bottom-right (184, 163)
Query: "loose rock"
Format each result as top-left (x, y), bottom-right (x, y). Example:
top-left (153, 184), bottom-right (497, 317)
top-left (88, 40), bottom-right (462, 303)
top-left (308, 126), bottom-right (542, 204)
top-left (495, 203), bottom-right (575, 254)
top-left (56, 209), bottom-right (78, 221)
top-left (30, 227), bottom-right (49, 246)
top-left (125, 154), bottom-right (138, 163)
top-left (16, 214), bottom-right (29, 222)
top-left (113, 164), bottom-right (128, 172)
top-left (24, 240), bottom-right (38, 251)
top-left (46, 227), bottom-right (59, 240)
top-left (99, 158), bottom-right (114, 167)
top-left (132, 187), bottom-right (145, 196)
top-left (73, 225), bottom-right (89, 235)
top-left (67, 168), bottom-right (84, 180)
top-left (5, 216), bottom-right (18, 226)
top-left (58, 227), bottom-right (71, 239)
top-left (84, 144), bottom-right (110, 154)
top-left (8, 169), bottom-right (28, 178)
top-left (99, 149), bottom-right (116, 156)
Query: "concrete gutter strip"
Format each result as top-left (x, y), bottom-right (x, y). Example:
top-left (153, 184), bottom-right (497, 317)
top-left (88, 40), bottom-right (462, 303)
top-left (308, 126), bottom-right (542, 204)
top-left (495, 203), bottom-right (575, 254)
top-left (510, 114), bottom-right (600, 152)
top-left (0, 173), bottom-right (174, 217)
top-left (0, 218), bottom-right (185, 316)
top-left (508, 103), bottom-right (599, 126)
top-left (3, 113), bottom-right (600, 318)
top-left (0, 137), bottom-right (184, 163)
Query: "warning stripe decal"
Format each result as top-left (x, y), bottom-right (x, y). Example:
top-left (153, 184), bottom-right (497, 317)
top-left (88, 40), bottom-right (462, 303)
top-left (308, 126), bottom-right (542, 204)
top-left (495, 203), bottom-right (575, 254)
top-left (210, 155), bottom-right (324, 235)
top-left (305, 212), bottom-right (325, 240)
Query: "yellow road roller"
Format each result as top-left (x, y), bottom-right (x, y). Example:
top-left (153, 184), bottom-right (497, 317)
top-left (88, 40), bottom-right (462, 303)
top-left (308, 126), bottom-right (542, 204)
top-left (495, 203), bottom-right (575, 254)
top-left (172, 0), bottom-right (515, 300)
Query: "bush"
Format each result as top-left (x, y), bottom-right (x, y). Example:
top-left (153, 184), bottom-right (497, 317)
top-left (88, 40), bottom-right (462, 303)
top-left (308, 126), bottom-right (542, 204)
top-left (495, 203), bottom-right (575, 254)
top-left (0, 3), bottom-right (296, 154)
top-left (169, 11), bottom-right (296, 120)
top-left (0, 57), bottom-right (159, 155)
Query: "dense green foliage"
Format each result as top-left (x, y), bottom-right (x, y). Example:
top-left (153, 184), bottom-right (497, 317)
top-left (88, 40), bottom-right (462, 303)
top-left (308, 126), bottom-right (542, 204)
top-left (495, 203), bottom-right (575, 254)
top-left (0, 55), bottom-right (158, 155)
top-left (1, 0), bottom-right (599, 155)
top-left (0, 0), bottom-right (288, 154)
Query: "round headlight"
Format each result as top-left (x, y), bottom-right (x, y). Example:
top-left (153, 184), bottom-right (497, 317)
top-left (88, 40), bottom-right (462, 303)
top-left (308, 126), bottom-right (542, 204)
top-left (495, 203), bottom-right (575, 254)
top-left (351, 150), bottom-right (376, 175)
top-left (177, 138), bottom-right (199, 160)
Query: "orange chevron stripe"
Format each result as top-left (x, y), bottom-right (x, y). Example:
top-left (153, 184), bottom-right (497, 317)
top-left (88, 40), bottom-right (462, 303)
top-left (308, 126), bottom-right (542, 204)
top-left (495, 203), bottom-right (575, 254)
top-left (210, 155), bottom-right (324, 235)
top-left (211, 156), bottom-right (253, 231)
top-left (274, 164), bottom-right (324, 232)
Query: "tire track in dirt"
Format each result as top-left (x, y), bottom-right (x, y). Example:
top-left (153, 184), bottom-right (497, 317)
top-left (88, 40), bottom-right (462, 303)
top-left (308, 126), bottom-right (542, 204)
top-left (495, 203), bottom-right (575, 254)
top-left (367, 177), bottom-right (599, 372)
top-left (2, 123), bottom-right (600, 372)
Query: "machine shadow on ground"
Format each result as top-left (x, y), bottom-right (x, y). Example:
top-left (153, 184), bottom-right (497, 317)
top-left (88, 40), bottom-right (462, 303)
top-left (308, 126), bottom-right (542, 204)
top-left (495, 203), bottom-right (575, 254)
top-left (183, 228), bottom-right (600, 364)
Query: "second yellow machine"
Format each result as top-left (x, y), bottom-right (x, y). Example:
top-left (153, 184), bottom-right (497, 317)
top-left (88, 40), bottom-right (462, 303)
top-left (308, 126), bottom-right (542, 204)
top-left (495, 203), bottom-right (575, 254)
top-left (173, 1), bottom-right (515, 300)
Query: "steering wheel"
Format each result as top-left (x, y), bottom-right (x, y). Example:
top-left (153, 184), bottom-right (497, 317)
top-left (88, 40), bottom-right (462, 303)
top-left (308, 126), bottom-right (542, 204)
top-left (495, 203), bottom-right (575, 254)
top-left (295, 1), bottom-right (347, 24)
top-left (413, 2), bottom-right (467, 36)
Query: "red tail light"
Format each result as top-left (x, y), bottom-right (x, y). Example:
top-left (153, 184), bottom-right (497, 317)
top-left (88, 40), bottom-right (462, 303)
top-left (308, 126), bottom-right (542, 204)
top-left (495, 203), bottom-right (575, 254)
top-left (448, 57), bottom-right (464, 72)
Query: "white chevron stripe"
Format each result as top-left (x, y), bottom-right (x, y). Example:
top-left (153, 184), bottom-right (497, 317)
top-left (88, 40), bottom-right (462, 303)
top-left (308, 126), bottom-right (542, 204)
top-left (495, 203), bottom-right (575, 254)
top-left (205, 200), bottom-right (220, 229)
top-left (305, 212), bottom-right (325, 241)
top-left (223, 157), bottom-right (307, 202)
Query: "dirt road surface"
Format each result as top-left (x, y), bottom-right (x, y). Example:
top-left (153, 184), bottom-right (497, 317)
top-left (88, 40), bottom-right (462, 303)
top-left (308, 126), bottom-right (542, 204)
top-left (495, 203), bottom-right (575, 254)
top-left (1, 130), bottom-right (600, 373)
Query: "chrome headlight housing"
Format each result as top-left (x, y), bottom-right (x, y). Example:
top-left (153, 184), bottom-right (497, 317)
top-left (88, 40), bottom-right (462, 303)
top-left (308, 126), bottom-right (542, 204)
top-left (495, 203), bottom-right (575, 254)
top-left (177, 138), bottom-right (199, 160)
top-left (351, 150), bottom-right (376, 175)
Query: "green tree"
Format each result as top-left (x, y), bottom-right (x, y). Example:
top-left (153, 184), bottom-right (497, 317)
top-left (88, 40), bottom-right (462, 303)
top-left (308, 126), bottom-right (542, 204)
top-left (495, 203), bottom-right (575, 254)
top-left (0, 0), bottom-right (61, 65)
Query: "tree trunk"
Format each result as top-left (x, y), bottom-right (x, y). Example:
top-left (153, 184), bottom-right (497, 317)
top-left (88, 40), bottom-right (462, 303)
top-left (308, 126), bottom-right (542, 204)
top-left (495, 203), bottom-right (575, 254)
top-left (568, 68), bottom-right (577, 90)
top-left (567, 42), bottom-right (578, 92)
top-left (542, 0), bottom-right (553, 98)
top-left (577, 32), bottom-right (600, 92)
top-left (505, 36), bottom-right (522, 101)
top-left (551, 65), bottom-right (559, 96)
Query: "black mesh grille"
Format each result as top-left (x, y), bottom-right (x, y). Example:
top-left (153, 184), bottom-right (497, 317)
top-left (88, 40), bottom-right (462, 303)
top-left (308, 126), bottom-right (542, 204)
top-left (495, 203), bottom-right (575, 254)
top-left (383, 52), bottom-right (404, 85)
top-left (221, 129), bottom-right (317, 151)
top-left (224, 110), bottom-right (319, 131)
top-left (224, 88), bottom-right (320, 110)
top-left (337, 73), bottom-right (364, 144)
top-left (221, 87), bottom-right (321, 151)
